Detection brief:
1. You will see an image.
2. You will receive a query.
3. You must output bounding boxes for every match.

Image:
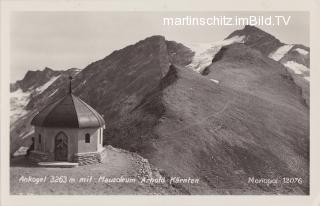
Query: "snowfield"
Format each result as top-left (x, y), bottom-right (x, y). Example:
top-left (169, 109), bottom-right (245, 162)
top-left (210, 79), bottom-right (219, 84)
top-left (185, 35), bottom-right (245, 73)
top-left (304, 76), bottom-right (310, 81)
top-left (268, 45), bottom-right (310, 85)
top-left (269, 44), bottom-right (294, 61)
top-left (295, 48), bottom-right (309, 55)
top-left (10, 75), bottom-right (60, 122)
top-left (35, 75), bottom-right (60, 94)
top-left (284, 61), bottom-right (309, 77)
top-left (10, 89), bottom-right (31, 122)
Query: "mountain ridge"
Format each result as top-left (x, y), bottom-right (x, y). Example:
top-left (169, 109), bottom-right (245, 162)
top-left (221, 25), bottom-right (309, 106)
top-left (10, 28), bottom-right (309, 194)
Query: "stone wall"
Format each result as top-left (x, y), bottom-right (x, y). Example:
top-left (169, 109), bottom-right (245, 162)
top-left (29, 149), bottom-right (106, 166)
top-left (73, 150), bottom-right (105, 166)
top-left (29, 151), bottom-right (49, 162)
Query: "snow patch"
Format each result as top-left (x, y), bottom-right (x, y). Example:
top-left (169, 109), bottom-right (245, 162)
top-left (284, 61), bottom-right (309, 76)
top-left (269, 45), bottom-right (294, 61)
top-left (210, 79), bottom-right (219, 84)
top-left (19, 128), bottom-right (34, 139)
top-left (304, 76), bottom-right (310, 81)
top-left (10, 89), bottom-right (31, 122)
top-left (185, 35), bottom-right (245, 73)
top-left (13, 146), bottom-right (29, 156)
top-left (48, 89), bottom-right (58, 97)
top-left (222, 35), bottom-right (246, 46)
top-left (10, 75), bottom-right (60, 123)
top-left (295, 48), bottom-right (309, 55)
top-left (74, 69), bottom-right (81, 75)
top-left (35, 75), bottom-right (60, 94)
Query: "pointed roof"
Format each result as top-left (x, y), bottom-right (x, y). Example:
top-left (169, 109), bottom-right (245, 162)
top-left (31, 76), bottom-right (105, 128)
top-left (31, 94), bottom-right (105, 128)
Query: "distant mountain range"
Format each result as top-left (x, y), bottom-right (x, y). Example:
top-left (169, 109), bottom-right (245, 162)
top-left (10, 25), bottom-right (309, 194)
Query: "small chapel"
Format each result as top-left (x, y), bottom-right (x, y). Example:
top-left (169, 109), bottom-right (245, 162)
top-left (29, 76), bottom-right (105, 166)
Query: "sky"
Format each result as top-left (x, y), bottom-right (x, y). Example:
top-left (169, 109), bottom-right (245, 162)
top-left (10, 11), bottom-right (309, 82)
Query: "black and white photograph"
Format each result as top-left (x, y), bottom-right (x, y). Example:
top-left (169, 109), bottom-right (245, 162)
top-left (6, 11), bottom-right (310, 195)
top-left (1, 1), bottom-right (319, 205)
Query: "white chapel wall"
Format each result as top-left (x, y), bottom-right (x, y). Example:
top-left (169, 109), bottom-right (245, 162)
top-left (35, 126), bottom-right (78, 161)
top-left (77, 127), bottom-right (99, 153)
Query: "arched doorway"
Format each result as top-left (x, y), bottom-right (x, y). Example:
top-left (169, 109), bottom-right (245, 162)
top-left (55, 132), bottom-right (68, 161)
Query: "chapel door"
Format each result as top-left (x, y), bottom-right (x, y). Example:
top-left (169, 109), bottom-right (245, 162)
top-left (55, 132), bottom-right (68, 161)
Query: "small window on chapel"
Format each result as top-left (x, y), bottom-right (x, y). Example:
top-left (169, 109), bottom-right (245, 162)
top-left (39, 134), bottom-right (41, 144)
top-left (85, 133), bottom-right (90, 143)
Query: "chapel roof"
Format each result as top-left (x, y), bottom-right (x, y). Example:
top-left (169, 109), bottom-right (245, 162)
top-left (31, 77), bottom-right (105, 128)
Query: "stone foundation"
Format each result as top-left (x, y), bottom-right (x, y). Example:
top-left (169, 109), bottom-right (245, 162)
top-left (29, 151), bottom-right (49, 162)
top-left (29, 149), bottom-right (106, 166)
top-left (73, 151), bottom-right (103, 166)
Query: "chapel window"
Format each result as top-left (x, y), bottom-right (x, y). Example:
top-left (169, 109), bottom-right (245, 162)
top-left (85, 133), bottom-right (90, 143)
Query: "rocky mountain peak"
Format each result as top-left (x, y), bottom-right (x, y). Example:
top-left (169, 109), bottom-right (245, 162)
top-left (226, 25), bottom-right (284, 55)
top-left (11, 67), bottom-right (62, 92)
top-left (227, 25), bottom-right (274, 40)
top-left (243, 24), bottom-right (263, 32)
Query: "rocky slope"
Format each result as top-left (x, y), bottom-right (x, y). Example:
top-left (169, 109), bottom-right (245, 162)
top-left (184, 35), bottom-right (245, 73)
top-left (10, 27), bottom-right (309, 194)
top-left (227, 25), bottom-right (310, 106)
top-left (278, 45), bottom-right (310, 106)
top-left (107, 63), bottom-right (309, 194)
top-left (10, 36), bottom-right (193, 159)
top-left (10, 67), bottom-right (80, 153)
top-left (226, 25), bottom-right (284, 56)
top-left (11, 67), bottom-right (63, 92)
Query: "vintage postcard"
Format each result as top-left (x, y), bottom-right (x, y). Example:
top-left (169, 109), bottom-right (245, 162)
top-left (1, 0), bottom-right (319, 206)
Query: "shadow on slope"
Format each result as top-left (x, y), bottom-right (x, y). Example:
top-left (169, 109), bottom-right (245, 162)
top-left (106, 48), bottom-right (309, 194)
